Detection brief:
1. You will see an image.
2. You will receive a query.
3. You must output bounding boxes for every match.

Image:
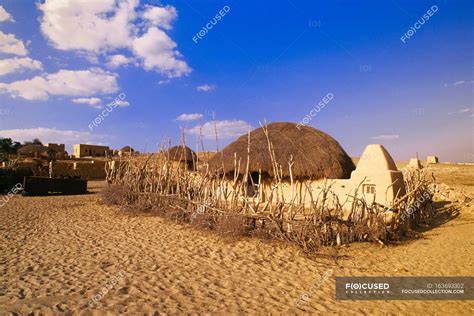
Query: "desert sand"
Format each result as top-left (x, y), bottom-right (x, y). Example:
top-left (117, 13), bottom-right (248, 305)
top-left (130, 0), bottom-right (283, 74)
top-left (0, 164), bottom-right (473, 314)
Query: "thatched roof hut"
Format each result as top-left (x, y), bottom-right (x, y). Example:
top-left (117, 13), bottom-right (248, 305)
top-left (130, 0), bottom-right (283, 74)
top-left (168, 146), bottom-right (197, 162)
top-left (207, 122), bottom-right (355, 180)
top-left (167, 146), bottom-right (197, 170)
top-left (118, 146), bottom-right (135, 156)
top-left (120, 146), bottom-right (135, 153)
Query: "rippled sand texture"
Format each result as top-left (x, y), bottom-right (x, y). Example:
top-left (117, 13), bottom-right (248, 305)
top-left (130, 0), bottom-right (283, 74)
top-left (1, 164), bottom-right (473, 314)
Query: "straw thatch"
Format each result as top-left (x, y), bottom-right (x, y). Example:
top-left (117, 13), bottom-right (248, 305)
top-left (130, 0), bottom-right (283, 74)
top-left (208, 122), bottom-right (355, 179)
top-left (120, 146), bottom-right (135, 153)
top-left (168, 146), bottom-right (197, 163)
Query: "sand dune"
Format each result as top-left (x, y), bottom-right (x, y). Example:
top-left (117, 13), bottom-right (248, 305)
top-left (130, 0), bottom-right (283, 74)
top-left (0, 174), bottom-right (473, 314)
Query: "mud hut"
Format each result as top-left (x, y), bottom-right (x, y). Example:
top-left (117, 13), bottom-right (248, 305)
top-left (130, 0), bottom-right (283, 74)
top-left (17, 144), bottom-right (54, 159)
top-left (426, 155), bottom-right (439, 164)
top-left (407, 157), bottom-right (423, 169)
top-left (334, 144), bottom-right (406, 208)
top-left (167, 145), bottom-right (197, 171)
top-left (207, 122), bottom-right (355, 197)
top-left (119, 146), bottom-right (135, 157)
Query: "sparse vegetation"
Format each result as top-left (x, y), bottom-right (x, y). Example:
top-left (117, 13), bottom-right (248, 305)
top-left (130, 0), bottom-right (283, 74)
top-left (101, 127), bottom-right (438, 253)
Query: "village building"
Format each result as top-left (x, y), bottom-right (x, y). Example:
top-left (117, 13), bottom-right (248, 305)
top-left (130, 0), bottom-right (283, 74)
top-left (46, 143), bottom-right (67, 159)
top-left (46, 143), bottom-right (65, 153)
top-left (17, 144), bottom-right (54, 159)
top-left (118, 146), bottom-right (135, 157)
top-left (426, 155), bottom-right (439, 164)
top-left (329, 144), bottom-right (406, 208)
top-left (167, 145), bottom-right (197, 171)
top-left (207, 122), bottom-right (406, 210)
top-left (49, 160), bottom-right (107, 180)
top-left (407, 157), bottom-right (423, 169)
top-left (207, 122), bottom-right (355, 202)
top-left (73, 144), bottom-right (110, 158)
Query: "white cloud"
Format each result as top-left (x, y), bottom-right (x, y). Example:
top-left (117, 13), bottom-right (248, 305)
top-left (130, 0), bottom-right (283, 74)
top-left (132, 27), bottom-right (191, 78)
top-left (196, 84), bottom-right (216, 92)
top-left (0, 57), bottom-right (43, 76)
top-left (72, 97), bottom-right (102, 108)
top-left (448, 107), bottom-right (473, 116)
top-left (0, 76), bottom-right (48, 100)
top-left (73, 96), bottom-right (129, 108)
top-left (157, 79), bottom-right (170, 85)
top-left (38, 0), bottom-right (135, 52)
top-left (188, 120), bottom-right (251, 139)
top-left (176, 113), bottom-right (203, 121)
top-left (114, 99), bottom-right (130, 107)
top-left (0, 5), bottom-right (13, 22)
top-left (142, 5), bottom-right (177, 30)
top-left (0, 127), bottom-right (105, 145)
top-left (106, 54), bottom-right (132, 68)
top-left (453, 80), bottom-right (473, 86)
top-left (0, 68), bottom-right (118, 100)
top-left (38, 0), bottom-right (190, 78)
top-left (444, 80), bottom-right (474, 87)
top-left (370, 134), bottom-right (400, 140)
top-left (0, 31), bottom-right (27, 56)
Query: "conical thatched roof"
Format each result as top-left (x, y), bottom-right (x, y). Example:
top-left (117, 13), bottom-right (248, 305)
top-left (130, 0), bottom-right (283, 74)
top-left (120, 146), bottom-right (134, 152)
top-left (17, 144), bottom-right (52, 155)
top-left (167, 145), bottom-right (197, 163)
top-left (207, 122), bottom-right (355, 179)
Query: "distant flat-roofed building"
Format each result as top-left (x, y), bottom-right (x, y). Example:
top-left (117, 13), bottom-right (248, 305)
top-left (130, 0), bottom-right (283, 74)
top-left (73, 144), bottom-right (110, 158)
top-left (46, 143), bottom-right (66, 159)
top-left (46, 143), bottom-right (65, 153)
top-left (426, 155), bottom-right (439, 164)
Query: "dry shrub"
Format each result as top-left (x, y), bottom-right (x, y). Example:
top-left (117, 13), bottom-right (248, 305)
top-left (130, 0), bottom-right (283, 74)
top-left (214, 214), bottom-right (255, 237)
top-left (190, 212), bottom-right (216, 230)
top-left (162, 207), bottom-right (190, 222)
top-left (101, 184), bottom-right (135, 205)
top-left (249, 219), bottom-right (279, 241)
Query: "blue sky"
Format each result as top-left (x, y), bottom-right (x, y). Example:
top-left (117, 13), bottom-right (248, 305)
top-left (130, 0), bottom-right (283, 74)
top-left (0, 0), bottom-right (472, 162)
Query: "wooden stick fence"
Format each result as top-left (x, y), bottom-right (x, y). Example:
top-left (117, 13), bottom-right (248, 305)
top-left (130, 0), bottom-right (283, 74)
top-left (103, 130), bottom-right (437, 251)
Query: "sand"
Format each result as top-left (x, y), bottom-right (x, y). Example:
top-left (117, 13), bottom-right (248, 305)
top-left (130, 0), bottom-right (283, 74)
top-left (0, 165), bottom-right (473, 314)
